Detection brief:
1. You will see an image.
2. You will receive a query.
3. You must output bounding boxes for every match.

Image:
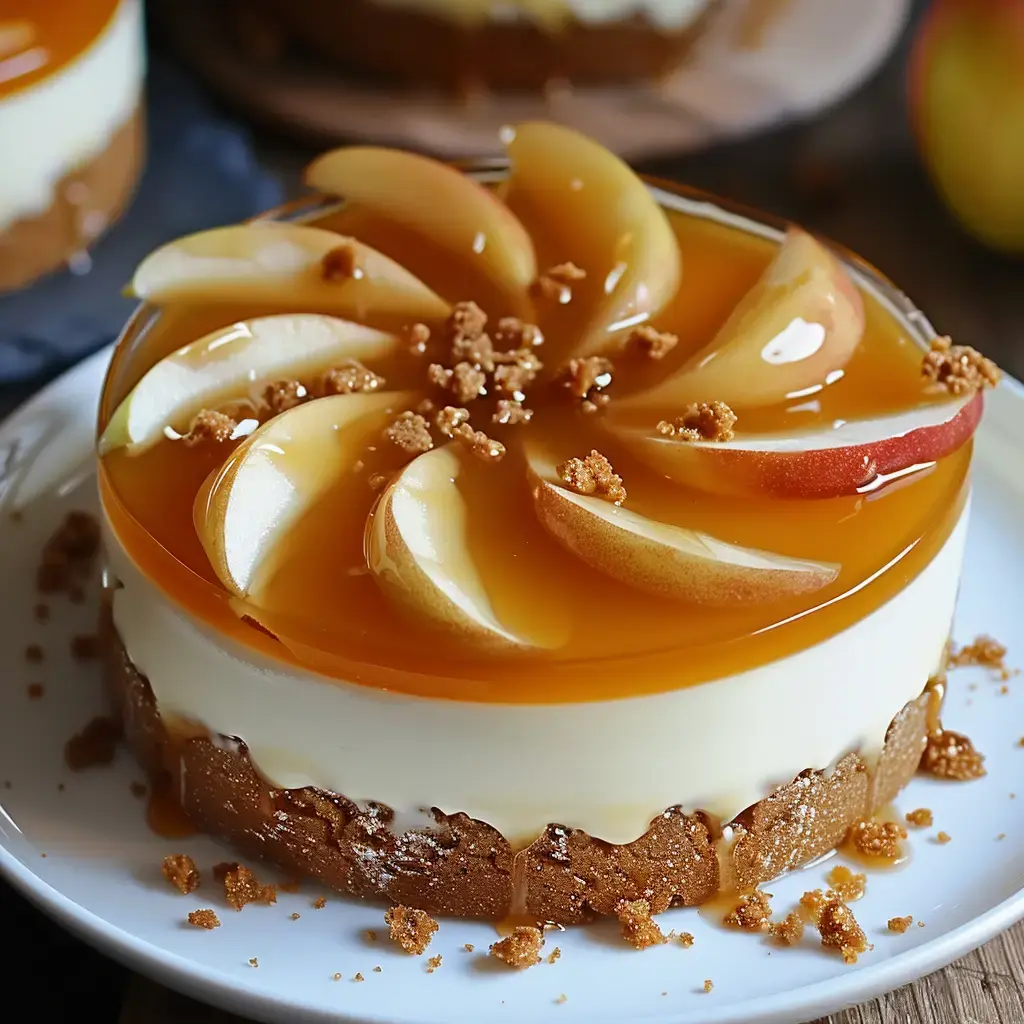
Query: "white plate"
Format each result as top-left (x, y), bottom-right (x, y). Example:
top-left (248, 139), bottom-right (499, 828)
top-left (0, 347), bottom-right (1022, 1024)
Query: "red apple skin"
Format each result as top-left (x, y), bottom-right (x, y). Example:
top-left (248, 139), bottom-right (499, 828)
top-left (910, 0), bottom-right (1024, 253)
top-left (628, 392), bottom-right (983, 500)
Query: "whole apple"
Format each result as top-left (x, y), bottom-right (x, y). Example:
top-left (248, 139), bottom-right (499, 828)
top-left (909, 0), bottom-right (1024, 254)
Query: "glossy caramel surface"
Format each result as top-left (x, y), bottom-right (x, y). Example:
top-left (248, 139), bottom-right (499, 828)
top-left (98, 196), bottom-right (970, 704)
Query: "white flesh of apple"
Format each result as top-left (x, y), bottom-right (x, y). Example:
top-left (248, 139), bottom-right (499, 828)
top-left (130, 223), bottom-right (449, 320)
top-left (367, 446), bottom-right (552, 651)
top-left (99, 314), bottom-right (400, 456)
top-left (527, 456), bottom-right (839, 604)
top-left (196, 391), bottom-right (413, 599)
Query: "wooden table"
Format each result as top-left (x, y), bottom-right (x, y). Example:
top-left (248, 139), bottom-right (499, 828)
top-left (2, 3), bottom-right (1022, 1020)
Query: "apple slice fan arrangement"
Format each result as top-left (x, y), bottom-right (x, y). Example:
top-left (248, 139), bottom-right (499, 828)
top-left (95, 122), bottom-right (1000, 931)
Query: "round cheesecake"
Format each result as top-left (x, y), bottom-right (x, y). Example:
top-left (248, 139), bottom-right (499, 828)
top-left (267, 0), bottom-right (719, 90)
top-left (96, 125), bottom-right (990, 922)
top-left (0, 0), bottom-right (144, 293)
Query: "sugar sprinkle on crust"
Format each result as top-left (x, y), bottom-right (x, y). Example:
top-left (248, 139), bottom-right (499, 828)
top-left (385, 905), bottom-right (438, 955)
top-left (922, 336), bottom-right (1000, 395)
top-left (617, 898), bottom-right (668, 949)
top-left (657, 401), bottom-right (737, 442)
top-left (162, 854), bottom-right (200, 895)
top-left (557, 450), bottom-right (626, 505)
top-left (921, 729), bottom-right (986, 780)
top-left (490, 926), bottom-right (544, 969)
top-left (187, 909), bottom-right (220, 930)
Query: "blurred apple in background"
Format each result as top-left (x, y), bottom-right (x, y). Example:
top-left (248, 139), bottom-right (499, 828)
top-left (910, 0), bottom-right (1024, 254)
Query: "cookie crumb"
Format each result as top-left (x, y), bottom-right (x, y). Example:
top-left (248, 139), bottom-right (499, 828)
top-left (429, 361), bottom-right (488, 403)
top-left (557, 450), bottom-right (626, 505)
top-left (800, 889), bottom-right (828, 922)
top-left (888, 915), bottom-right (913, 934)
top-left (426, 954), bottom-right (443, 973)
top-left (950, 635), bottom-right (1015, 680)
top-left (490, 926), bottom-right (544, 969)
top-left (817, 898), bottom-right (870, 964)
top-left (26, 683), bottom-right (44, 700)
top-left (493, 398), bottom-right (533, 425)
top-left (492, 348), bottom-right (543, 398)
top-left (846, 818), bottom-right (906, 860)
top-left (364, 929), bottom-right (378, 942)
top-left (373, 966), bottom-right (382, 973)
top-left (936, 831), bottom-right (952, 845)
top-left (162, 854), bottom-right (200, 895)
top-left (319, 361), bottom-right (385, 396)
top-left (703, 980), bottom-right (714, 994)
top-left (187, 909), bottom-right (220, 930)
top-left (921, 729), bottom-right (986, 780)
top-left (321, 243), bottom-right (363, 281)
top-left (629, 325), bottom-right (678, 360)
top-left (290, 913), bottom-right (300, 921)
top-left (70, 634), bottom-right (98, 660)
top-left (546, 946), bottom-right (561, 965)
top-left (922, 336), bottom-right (1000, 395)
top-left (826, 865), bottom-right (866, 902)
top-left (36, 510), bottom-right (100, 593)
top-left (313, 896), bottom-right (327, 909)
top-left (724, 889), bottom-right (773, 931)
top-left (463, 943), bottom-right (475, 952)
top-left (249, 958), bottom-right (259, 968)
top-left (678, 932), bottom-right (694, 948)
top-left (534, 262), bottom-right (586, 304)
top-left (905, 807), bottom-right (933, 827)
top-left (385, 411), bottom-right (433, 454)
top-left (384, 905), bottom-right (438, 955)
top-left (434, 405), bottom-right (470, 439)
top-left (562, 356), bottom-right (613, 403)
top-left (657, 401), bottom-right (737, 442)
top-left (451, 422), bottom-right (506, 463)
top-left (770, 912), bottom-right (805, 946)
top-left (617, 898), bottom-right (668, 949)
top-left (493, 317), bottom-right (543, 351)
top-left (183, 409), bottom-right (237, 447)
top-left (223, 864), bottom-right (277, 910)
top-left (261, 379), bottom-right (307, 416)
top-left (64, 715), bottom-right (121, 770)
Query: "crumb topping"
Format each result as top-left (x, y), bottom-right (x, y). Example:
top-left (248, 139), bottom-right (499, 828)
top-left (490, 926), bottom-right (544, 969)
top-left (629, 325), bottom-right (678, 360)
top-left (826, 865), bottom-right (866, 902)
top-left (183, 409), bottom-right (237, 447)
top-left (657, 401), bottom-right (737, 442)
top-left (385, 411), bottom-right (433, 454)
top-left (222, 864), bottom-right (277, 910)
top-left (905, 807), bottom-right (933, 828)
top-left (320, 361), bottom-right (385, 396)
top-left (846, 818), bottom-right (907, 860)
top-left (494, 316), bottom-right (543, 351)
top-left (187, 909), bottom-right (220, 930)
top-left (557, 450), bottom-right (626, 505)
top-left (261, 379), bottom-right (307, 416)
top-left (408, 322), bottom-right (431, 355)
top-left (950, 634), bottom-right (1015, 680)
top-left (534, 262), bottom-right (586, 304)
top-left (492, 398), bottom-right (533, 425)
top-left (888, 915), bottom-right (913, 934)
top-left (921, 729), bottom-right (986, 780)
top-left (546, 946), bottom-right (562, 964)
top-left (429, 361), bottom-right (488, 403)
top-left (817, 898), bottom-right (870, 964)
top-left (384, 905), bottom-right (438, 955)
top-left (678, 932), bottom-right (695, 948)
top-left (64, 715), bottom-right (121, 770)
top-left (922, 336), bottom-right (1000, 395)
top-left (724, 889), bottom-right (773, 931)
top-left (617, 898), bottom-right (668, 949)
top-left (321, 243), bottom-right (363, 281)
top-left (561, 356), bottom-right (613, 409)
top-left (435, 405), bottom-right (471, 438)
top-left (451, 422), bottom-right (506, 462)
top-left (771, 912), bottom-right (805, 946)
top-left (37, 511), bottom-right (99, 593)
top-left (162, 854), bottom-right (200, 895)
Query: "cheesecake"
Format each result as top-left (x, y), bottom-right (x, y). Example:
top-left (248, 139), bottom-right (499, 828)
top-left (0, 0), bottom-right (144, 294)
top-left (96, 124), bottom-right (995, 922)
top-left (266, 0), bottom-right (719, 91)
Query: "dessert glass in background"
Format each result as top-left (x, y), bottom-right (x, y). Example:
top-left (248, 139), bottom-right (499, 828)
top-left (0, 0), bottom-right (145, 294)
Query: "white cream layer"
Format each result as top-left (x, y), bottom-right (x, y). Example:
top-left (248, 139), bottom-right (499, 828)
top-left (0, 0), bottom-right (144, 232)
top-left (106, 502), bottom-right (969, 846)
top-left (366, 0), bottom-right (713, 31)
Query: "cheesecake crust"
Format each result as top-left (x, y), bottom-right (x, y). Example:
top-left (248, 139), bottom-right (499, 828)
top-left (101, 605), bottom-right (935, 923)
top-left (0, 108), bottom-right (143, 294)
top-left (266, 0), bottom-right (719, 92)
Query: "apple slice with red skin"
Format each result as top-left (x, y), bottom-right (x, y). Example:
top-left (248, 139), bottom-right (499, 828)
top-left (526, 454), bottom-right (838, 604)
top-left (619, 391), bottom-right (983, 500)
top-left (623, 228), bottom-right (864, 412)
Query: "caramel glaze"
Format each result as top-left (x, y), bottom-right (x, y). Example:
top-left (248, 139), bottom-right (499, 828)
top-left (98, 200), bottom-right (970, 704)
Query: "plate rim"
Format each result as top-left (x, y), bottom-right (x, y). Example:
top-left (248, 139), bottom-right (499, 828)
top-left (0, 347), bottom-right (1023, 1024)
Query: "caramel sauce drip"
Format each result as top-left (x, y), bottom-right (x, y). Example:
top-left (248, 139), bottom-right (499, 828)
top-left (0, 0), bottom-right (119, 99)
top-left (146, 778), bottom-right (198, 839)
top-left (98, 201), bottom-right (971, 704)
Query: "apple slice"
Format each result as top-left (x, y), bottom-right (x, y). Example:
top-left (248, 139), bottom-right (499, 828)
top-left (624, 228), bottom-right (864, 412)
top-left (195, 391), bottom-right (413, 598)
top-left (526, 453), bottom-right (837, 604)
top-left (305, 146), bottom-right (537, 298)
top-left (99, 314), bottom-right (400, 456)
top-left (619, 392), bottom-right (983, 500)
top-left (366, 446), bottom-right (553, 651)
top-left (130, 223), bottom-right (449, 322)
top-left (503, 122), bottom-right (681, 358)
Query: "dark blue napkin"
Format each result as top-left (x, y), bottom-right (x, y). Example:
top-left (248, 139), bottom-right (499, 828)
top-left (0, 59), bottom-right (284, 384)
